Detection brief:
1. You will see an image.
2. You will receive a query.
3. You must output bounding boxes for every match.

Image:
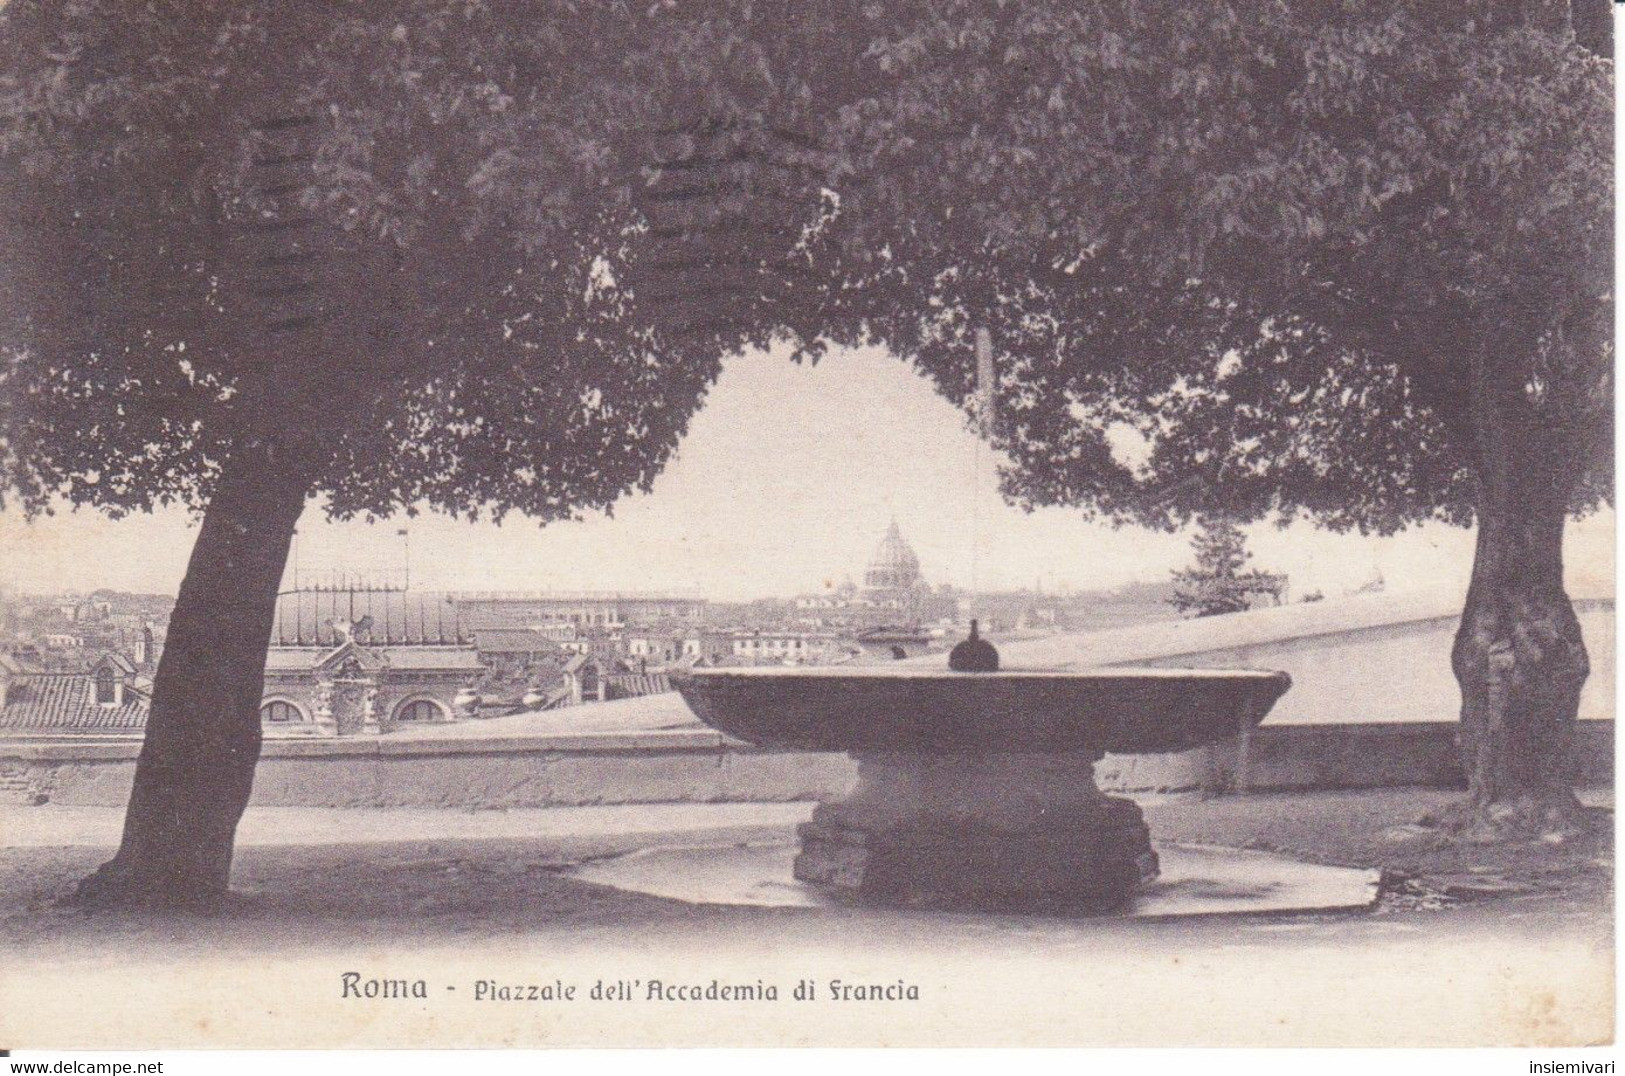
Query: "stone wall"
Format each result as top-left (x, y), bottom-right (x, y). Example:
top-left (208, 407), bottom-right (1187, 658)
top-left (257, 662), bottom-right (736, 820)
top-left (0, 720), bottom-right (1611, 808)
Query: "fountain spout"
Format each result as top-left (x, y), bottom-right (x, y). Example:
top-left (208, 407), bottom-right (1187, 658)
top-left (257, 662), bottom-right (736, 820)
top-left (948, 618), bottom-right (1000, 672)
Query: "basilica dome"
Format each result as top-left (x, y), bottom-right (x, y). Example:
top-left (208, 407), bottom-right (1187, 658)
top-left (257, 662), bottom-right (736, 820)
top-left (863, 520), bottom-right (922, 592)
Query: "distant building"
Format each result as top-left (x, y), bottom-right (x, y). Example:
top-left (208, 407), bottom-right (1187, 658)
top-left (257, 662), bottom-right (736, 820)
top-left (134, 624), bottom-right (158, 669)
top-left (625, 628), bottom-right (731, 666)
top-left (0, 585), bottom-right (700, 739)
top-left (272, 588), bottom-right (466, 647)
top-left (261, 589), bottom-right (483, 737)
top-left (782, 520), bottom-right (937, 639)
top-left (862, 520), bottom-right (924, 607)
top-left (729, 629), bottom-right (839, 665)
top-left (789, 520), bottom-right (939, 627)
top-left (471, 628), bottom-right (559, 662)
top-left (71, 600), bottom-right (112, 623)
top-left (453, 591), bottom-right (706, 631)
top-left (796, 578), bottom-right (859, 610)
top-left (681, 631), bottom-right (733, 664)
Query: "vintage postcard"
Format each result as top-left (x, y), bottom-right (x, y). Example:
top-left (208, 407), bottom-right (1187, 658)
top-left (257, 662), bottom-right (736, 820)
top-left (0, 0), bottom-right (1614, 1059)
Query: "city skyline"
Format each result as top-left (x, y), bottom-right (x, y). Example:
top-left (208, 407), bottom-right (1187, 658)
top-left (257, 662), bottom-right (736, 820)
top-left (1, 343), bottom-right (1615, 603)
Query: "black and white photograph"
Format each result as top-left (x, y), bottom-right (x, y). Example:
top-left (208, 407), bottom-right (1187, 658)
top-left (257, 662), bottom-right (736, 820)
top-left (0, 0), bottom-right (1615, 1060)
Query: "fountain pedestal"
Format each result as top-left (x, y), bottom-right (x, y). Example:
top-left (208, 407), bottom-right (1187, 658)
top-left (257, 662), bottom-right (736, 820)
top-left (795, 751), bottom-right (1156, 910)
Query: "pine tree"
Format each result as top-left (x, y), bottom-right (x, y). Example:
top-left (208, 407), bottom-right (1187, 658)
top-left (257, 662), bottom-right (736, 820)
top-left (1168, 520), bottom-right (1287, 619)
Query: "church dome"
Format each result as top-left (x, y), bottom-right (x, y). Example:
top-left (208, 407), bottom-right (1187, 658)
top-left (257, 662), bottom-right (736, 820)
top-left (864, 521), bottom-right (922, 592)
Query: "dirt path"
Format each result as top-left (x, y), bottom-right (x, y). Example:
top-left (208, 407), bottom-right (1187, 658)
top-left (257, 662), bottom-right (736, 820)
top-left (0, 788), bottom-right (1611, 1048)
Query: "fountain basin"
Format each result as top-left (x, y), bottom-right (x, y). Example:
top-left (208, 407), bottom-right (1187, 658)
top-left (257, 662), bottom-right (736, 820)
top-left (672, 665), bottom-right (1293, 912)
top-left (672, 665), bottom-right (1291, 754)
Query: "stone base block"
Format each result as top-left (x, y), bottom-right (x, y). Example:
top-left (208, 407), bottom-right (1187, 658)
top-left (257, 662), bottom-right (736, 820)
top-left (791, 751), bottom-right (1158, 911)
top-left (795, 801), bottom-right (1157, 911)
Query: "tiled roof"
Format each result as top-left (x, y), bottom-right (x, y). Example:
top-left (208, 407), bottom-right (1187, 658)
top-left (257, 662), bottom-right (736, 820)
top-left (0, 674), bottom-right (149, 731)
top-left (271, 590), bottom-right (466, 646)
top-left (472, 629), bottom-right (559, 654)
top-left (604, 673), bottom-right (672, 698)
top-left (383, 647), bottom-right (485, 671)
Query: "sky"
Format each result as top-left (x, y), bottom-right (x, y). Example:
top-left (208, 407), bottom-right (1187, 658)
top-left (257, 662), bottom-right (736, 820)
top-left (0, 343), bottom-right (1614, 602)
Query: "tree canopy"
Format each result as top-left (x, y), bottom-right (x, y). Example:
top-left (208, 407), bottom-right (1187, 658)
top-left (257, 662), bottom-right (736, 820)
top-left (5, 1), bottom-right (1606, 539)
top-left (0, 0), bottom-right (811, 524)
top-left (809, 0), bottom-right (1611, 534)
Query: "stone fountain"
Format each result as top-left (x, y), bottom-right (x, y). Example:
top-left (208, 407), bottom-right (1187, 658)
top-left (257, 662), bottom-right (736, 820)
top-left (672, 663), bottom-right (1291, 912)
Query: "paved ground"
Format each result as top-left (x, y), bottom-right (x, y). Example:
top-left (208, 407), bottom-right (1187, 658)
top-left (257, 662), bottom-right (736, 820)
top-left (0, 788), bottom-right (1612, 1049)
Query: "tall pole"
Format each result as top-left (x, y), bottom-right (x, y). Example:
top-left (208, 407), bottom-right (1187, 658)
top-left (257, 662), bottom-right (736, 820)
top-left (975, 327), bottom-right (996, 442)
top-left (947, 326), bottom-right (1003, 673)
top-left (972, 326), bottom-right (996, 621)
top-left (398, 528), bottom-right (410, 591)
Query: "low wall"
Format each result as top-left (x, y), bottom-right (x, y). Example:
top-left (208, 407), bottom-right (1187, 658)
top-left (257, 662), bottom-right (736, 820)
top-left (1130, 600), bottom-right (1616, 728)
top-left (0, 731), bottom-right (854, 810)
top-left (1106, 720), bottom-right (1614, 794)
top-left (0, 720), bottom-right (1611, 808)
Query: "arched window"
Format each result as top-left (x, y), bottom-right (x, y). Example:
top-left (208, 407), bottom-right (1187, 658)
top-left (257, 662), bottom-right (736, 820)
top-left (260, 700), bottom-right (304, 724)
top-left (394, 699), bottom-right (443, 723)
top-left (94, 666), bottom-right (117, 705)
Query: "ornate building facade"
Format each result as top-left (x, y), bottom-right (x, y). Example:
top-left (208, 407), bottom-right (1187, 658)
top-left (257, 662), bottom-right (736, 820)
top-left (260, 589), bottom-right (483, 737)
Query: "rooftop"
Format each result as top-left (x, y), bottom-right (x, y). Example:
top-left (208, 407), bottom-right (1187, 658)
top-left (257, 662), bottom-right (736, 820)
top-left (471, 628), bottom-right (561, 654)
top-left (0, 674), bottom-right (149, 732)
top-left (272, 590), bottom-right (467, 647)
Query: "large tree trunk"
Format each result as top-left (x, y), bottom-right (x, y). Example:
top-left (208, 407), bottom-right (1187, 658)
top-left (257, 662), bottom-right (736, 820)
top-left (74, 445), bottom-right (312, 909)
top-left (67, 79), bottom-right (392, 907)
top-left (1452, 501), bottom-right (1589, 836)
top-left (1449, 340), bottom-right (1590, 839)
